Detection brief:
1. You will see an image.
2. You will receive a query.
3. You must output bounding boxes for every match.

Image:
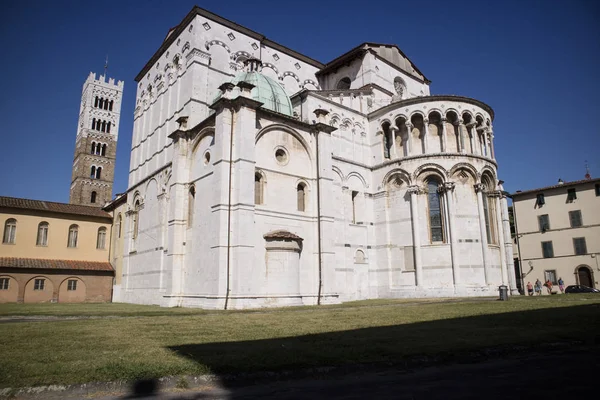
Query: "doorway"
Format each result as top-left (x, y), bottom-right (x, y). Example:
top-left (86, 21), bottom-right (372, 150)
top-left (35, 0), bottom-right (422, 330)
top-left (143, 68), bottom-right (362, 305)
top-left (576, 265), bottom-right (594, 288)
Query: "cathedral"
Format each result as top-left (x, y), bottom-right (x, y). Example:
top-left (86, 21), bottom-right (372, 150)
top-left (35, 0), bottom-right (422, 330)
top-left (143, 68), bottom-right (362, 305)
top-left (113, 6), bottom-right (518, 308)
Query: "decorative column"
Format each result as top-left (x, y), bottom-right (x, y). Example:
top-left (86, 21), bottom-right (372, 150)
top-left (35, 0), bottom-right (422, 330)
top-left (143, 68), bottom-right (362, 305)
top-left (390, 125), bottom-right (398, 158)
top-left (489, 128), bottom-right (496, 160)
top-left (405, 122), bottom-right (413, 156)
top-left (423, 118), bottom-right (430, 153)
top-left (458, 119), bottom-right (466, 153)
top-left (468, 123), bottom-right (477, 154)
top-left (441, 117), bottom-right (448, 152)
top-left (483, 128), bottom-right (490, 157)
top-left (441, 182), bottom-right (460, 287)
top-left (408, 185), bottom-right (423, 288)
top-left (490, 191), bottom-right (509, 286)
top-left (475, 183), bottom-right (490, 286)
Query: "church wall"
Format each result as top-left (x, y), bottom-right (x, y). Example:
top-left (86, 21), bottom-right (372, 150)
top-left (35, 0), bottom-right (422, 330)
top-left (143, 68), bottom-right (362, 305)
top-left (366, 52), bottom-right (430, 99)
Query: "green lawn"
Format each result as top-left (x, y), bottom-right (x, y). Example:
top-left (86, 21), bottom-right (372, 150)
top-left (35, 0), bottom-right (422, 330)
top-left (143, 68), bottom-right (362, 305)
top-left (0, 295), bottom-right (599, 389)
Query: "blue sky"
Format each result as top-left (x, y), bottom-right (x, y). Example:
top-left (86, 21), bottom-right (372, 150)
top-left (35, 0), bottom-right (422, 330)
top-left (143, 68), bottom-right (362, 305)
top-left (1, 0), bottom-right (599, 202)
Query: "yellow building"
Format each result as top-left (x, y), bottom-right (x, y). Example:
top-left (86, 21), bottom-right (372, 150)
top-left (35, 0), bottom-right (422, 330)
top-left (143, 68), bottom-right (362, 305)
top-left (0, 196), bottom-right (114, 303)
top-left (512, 177), bottom-right (600, 293)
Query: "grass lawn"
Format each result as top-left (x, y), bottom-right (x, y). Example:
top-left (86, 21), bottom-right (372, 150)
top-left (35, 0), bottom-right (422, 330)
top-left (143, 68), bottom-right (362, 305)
top-left (0, 295), bottom-right (599, 388)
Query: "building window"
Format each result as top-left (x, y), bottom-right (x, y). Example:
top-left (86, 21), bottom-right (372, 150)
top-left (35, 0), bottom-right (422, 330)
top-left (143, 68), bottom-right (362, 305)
top-left (94, 97), bottom-right (99, 108)
top-left (91, 191), bottom-right (97, 204)
top-left (0, 278), bottom-right (9, 290)
top-left (427, 179), bottom-right (444, 242)
top-left (188, 185), bottom-right (195, 228)
top-left (541, 241), bottom-right (554, 258)
top-left (482, 194), bottom-right (497, 244)
top-left (67, 279), bottom-right (77, 291)
top-left (3, 218), bottom-right (17, 244)
top-left (297, 183), bottom-right (306, 212)
top-left (567, 188), bottom-right (577, 203)
top-left (544, 270), bottom-right (557, 285)
top-left (573, 237), bottom-right (587, 255)
top-left (538, 214), bottom-right (550, 232)
top-left (90, 166), bottom-right (96, 179)
top-left (91, 142), bottom-right (96, 154)
top-left (67, 224), bottom-right (79, 248)
top-left (255, 172), bottom-right (264, 205)
top-left (96, 167), bottom-right (102, 179)
top-left (36, 222), bottom-right (49, 246)
top-left (351, 190), bottom-right (359, 224)
top-left (96, 227), bottom-right (107, 249)
top-left (569, 210), bottom-right (582, 228)
top-left (336, 77), bottom-right (351, 90)
top-left (101, 144), bottom-right (107, 156)
top-left (34, 279), bottom-right (45, 290)
top-left (536, 193), bottom-right (545, 206)
top-left (596, 184), bottom-right (600, 196)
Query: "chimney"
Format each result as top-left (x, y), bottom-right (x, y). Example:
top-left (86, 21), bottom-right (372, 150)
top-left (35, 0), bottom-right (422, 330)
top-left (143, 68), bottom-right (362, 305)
top-left (558, 178), bottom-right (564, 185)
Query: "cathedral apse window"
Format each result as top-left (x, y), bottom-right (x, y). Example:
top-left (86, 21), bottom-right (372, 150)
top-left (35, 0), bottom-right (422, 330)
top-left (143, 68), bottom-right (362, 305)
top-left (426, 178), bottom-right (444, 243)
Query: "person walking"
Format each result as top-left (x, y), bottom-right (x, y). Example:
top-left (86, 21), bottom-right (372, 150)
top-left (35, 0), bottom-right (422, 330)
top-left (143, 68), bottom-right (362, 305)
top-left (535, 279), bottom-right (542, 295)
top-left (545, 279), bottom-right (553, 295)
top-left (527, 281), bottom-right (534, 296)
top-left (558, 277), bottom-right (565, 293)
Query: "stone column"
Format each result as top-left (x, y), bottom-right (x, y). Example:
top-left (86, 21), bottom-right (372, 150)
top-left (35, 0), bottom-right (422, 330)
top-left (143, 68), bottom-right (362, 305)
top-left (458, 119), bottom-right (466, 153)
top-left (441, 182), bottom-right (460, 287)
top-left (408, 185), bottom-right (423, 288)
top-left (491, 192), bottom-right (509, 286)
top-left (423, 118), bottom-right (429, 153)
top-left (483, 128), bottom-right (490, 157)
top-left (499, 186), bottom-right (519, 294)
top-left (441, 117), bottom-right (448, 152)
top-left (468, 123), bottom-right (477, 154)
top-left (475, 183), bottom-right (490, 285)
top-left (489, 129), bottom-right (496, 160)
top-left (405, 122), bottom-right (413, 156)
top-left (390, 125), bottom-right (398, 158)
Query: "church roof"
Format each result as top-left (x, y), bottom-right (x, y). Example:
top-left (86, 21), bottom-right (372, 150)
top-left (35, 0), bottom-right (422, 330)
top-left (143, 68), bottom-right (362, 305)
top-left (0, 196), bottom-right (112, 220)
top-left (213, 70), bottom-right (293, 116)
top-left (511, 177), bottom-right (600, 197)
top-left (316, 43), bottom-right (430, 84)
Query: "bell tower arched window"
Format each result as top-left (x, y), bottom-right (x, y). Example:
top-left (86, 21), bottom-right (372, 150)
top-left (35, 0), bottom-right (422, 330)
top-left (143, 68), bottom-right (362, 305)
top-left (90, 166), bottom-right (96, 179)
top-left (427, 178), bottom-right (444, 243)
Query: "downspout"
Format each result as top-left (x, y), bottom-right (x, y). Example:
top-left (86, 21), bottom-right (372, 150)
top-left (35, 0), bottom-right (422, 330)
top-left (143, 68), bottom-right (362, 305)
top-left (315, 128), bottom-right (323, 305)
top-left (224, 106), bottom-right (235, 310)
top-left (511, 197), bottom-right (524, 294)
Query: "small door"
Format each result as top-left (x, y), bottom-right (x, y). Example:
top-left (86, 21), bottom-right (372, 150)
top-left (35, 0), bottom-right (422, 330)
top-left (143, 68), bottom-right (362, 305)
top-left (578, 266), bottom-right (593, 288)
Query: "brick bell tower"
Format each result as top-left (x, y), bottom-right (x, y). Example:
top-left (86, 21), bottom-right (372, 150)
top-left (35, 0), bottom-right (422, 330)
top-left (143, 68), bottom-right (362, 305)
top-left (69, 72), bottom-right (124, 207)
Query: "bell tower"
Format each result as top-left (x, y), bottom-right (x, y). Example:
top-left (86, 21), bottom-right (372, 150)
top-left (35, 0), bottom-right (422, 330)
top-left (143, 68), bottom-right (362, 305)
top-left (69, 72), bottom-right (124, 207)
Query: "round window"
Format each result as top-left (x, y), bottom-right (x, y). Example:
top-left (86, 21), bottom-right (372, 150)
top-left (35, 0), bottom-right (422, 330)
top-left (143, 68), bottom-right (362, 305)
top-left (275, 148), bottom-right (288, 165)
top-left (203, 151), bottom-right (211, 166)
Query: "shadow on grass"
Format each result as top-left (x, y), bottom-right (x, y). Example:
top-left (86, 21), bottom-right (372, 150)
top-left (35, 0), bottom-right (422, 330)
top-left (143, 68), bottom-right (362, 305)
top-left (122, 304), bottom-right (600, 399)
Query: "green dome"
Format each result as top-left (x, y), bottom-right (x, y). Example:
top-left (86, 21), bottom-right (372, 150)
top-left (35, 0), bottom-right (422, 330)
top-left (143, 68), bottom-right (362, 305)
top-left (213, 70), bottom-right (293, 117)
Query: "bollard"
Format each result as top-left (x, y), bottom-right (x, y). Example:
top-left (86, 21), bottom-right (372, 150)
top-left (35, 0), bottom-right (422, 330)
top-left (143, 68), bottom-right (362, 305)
top-left (498, 285), bottom-right (509, 301)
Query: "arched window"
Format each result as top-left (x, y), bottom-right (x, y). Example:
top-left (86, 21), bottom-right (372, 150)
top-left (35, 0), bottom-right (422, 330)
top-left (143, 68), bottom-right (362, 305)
top-left (336, 77), bottom-right (351, 90)
top-left (91, 118), bottom-right (96, 130)
top-left (101, 144), bottom-right (106, 156)
top-left (109, 100), bottom-right (114, 111)
top-left (255, 172), bottom-right (264, 205)
top-left (99, 98), bottom-right (104, 109)
top-left (67, 224), bottom-right (79, 248)
top-left (91, 142), bottom-right (96, 154)
top-left (481, 179), bottom-right (498, 245)
top-left (117, 214), bottom-right (122, 238)
top-left (90, 166), bottom-right (96, 179)
top-left (427, 178), bottom-right (444, 243)
top-left (95, 143), bottom-right (101, 155)
top-left (96, 227), bottom-right (107, 249)
top-left (104, 99), bottom-right (109, 110)
top-left (101, 121), bottom-right (107, 133)
top-left (107, 122), bottom-right (111, 133)
top-left (96, 167), bottom-right (102, 179)
top-left (94, 97), bottom-right (99, 108)
top-left (36, 222), bottom-right (49, 246)
top-left (90, 191), bottom-right (97, 203)
top-left (3, 218), bottom-right (17, 244)
top-left (188, 185), bottom-right (195, 228)
top-left (133, 200), bottom-right (141, 239)
top-left (297, 183), bottom-right (306, 212)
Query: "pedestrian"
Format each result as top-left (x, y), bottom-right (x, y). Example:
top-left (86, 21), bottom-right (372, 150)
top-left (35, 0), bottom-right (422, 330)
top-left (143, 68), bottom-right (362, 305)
top-left (558, 277), bottom-right (565, 293)
top-left (535, 279), bottom-right (542, 295)
top-left (527, 281), bottom-right (534, 296)
top-left (545, 279), bottom-right (553, 295)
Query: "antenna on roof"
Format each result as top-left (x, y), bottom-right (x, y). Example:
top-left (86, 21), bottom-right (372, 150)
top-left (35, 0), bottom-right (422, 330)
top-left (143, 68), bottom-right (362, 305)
top-left (585, 160), bottom-right (591, 180)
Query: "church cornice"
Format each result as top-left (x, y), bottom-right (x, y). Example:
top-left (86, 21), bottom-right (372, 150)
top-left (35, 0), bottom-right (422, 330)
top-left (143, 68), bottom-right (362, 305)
top-left (368, 95), bottom-right (495, 120)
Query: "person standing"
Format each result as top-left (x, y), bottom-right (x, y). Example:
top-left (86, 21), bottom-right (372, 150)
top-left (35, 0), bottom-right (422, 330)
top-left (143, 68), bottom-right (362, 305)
top-left (558, 277), bottom-right (565, 293)
top-left (535, 279), bottom-right (542, 295)
top-left (527, 281), bottom-right (534, 296)
top-left (545, 279), bottom-right (553, 295)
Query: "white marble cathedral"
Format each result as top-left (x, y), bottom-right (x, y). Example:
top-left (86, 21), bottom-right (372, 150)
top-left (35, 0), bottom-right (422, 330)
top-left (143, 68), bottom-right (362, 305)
top-left (116, 6), bottom-right (518, 308)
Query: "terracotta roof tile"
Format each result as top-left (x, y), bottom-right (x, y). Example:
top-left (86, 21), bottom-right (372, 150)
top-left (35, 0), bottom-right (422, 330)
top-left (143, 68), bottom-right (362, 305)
top-left (0, 196), bottom-right (111, 219)
top-left (263, 230), bottom-right (303, 241)
top-left (511, 177), bottom-right (600, 197)
top-left (0, 258), bottom-right (114, 272)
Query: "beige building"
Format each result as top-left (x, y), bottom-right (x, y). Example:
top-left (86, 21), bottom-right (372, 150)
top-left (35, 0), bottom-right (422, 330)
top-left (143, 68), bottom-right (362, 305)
top-left (103, 193), bottom-right (127, 301)
top-left (0, 196), bottom-right (114, 303)
top-left (512, 177), bottom-right (600, 293)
